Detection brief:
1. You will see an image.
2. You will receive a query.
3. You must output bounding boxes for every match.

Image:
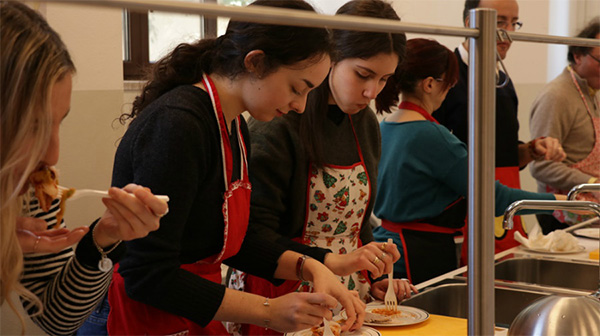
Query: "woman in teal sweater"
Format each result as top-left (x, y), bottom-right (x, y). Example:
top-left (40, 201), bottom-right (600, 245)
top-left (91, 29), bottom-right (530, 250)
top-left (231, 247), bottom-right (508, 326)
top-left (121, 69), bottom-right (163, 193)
top-left (373, 39), bottom-right (559, 284)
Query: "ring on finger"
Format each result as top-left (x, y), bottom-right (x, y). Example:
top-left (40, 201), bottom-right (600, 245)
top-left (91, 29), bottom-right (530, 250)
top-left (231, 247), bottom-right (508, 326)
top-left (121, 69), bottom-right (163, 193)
top-left (373, 256), bottom-right (381, 264)
top-left (381, 252), bottom-right (387, 259)
top-left (380, 242), bottom-right (387, 251)
top-left (33, 236), bottom-right (41, 252)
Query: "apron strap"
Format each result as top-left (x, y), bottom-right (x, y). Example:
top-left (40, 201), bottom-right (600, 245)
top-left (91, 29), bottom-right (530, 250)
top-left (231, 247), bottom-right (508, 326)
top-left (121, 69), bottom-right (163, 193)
top-left (201, 74), bottom-right (248, 189)
top-left (381, 219), bottom-right (461, 235)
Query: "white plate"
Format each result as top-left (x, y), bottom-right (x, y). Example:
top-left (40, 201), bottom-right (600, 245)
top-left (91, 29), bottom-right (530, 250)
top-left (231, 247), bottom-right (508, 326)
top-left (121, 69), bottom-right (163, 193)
top-left (356, 303), bottom-right (429, 327)
top-left (285, 325), bottom-right (381, 336)
top-left (573, 228), bottom-right (600, 240)
top-left (520, 244), bottom-right (586, 254)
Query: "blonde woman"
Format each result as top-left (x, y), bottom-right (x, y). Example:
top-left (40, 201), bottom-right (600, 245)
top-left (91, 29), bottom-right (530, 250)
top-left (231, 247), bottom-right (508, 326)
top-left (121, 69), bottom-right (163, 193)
top-left (0, 2), bottom-right (167, 335)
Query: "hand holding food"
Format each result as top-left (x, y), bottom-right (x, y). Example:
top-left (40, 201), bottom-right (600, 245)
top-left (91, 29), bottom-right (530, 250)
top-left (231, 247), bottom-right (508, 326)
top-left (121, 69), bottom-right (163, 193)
top-left (324, 241), bottom-right (401, 279)
top-left (303, 257), bottom-right (366, 332)
top-left (370, 278), bottom-right (418, 302)
top-left (93, 184), bottom-right (166, 248)
top-left (309, 320), bottom-right (341, 336)
top-left (531, 136), bottom-right (566, 162)
top-left (27, 166), bottom-right (166, 250)
top-left (264, 292), bottom-right (335, 333)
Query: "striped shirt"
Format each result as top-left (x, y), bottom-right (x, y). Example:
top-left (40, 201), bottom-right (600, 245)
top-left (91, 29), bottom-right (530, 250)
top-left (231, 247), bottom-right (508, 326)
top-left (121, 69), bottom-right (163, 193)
top-left (20, 194), bottom-right (113, 335)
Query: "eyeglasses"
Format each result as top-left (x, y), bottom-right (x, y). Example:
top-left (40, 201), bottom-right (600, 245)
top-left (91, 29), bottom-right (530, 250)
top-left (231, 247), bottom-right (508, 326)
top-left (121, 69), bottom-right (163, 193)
top-left (497, 20), bottom-right (523, 30)
top-left (434, 77), bottom-right (457, 88)
top-left (588, 53), bottom-right (600, 64)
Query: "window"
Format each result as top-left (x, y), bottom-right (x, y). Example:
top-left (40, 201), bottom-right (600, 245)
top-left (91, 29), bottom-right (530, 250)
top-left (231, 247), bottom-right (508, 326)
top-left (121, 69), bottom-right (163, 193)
top-left (123, 0), bottom-right (256, 79)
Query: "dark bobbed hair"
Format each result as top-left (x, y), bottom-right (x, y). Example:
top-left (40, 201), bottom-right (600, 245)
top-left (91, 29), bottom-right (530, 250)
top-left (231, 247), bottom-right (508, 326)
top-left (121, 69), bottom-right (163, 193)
top-left (396, 38), bottom-right (458, 95)
top-left (568, 17), bottom-right (600, 64)
top-left (122, 0), bottom-right (333, 123)
top-left (463, 0), bottom-right (481, 23)
top-left (300, 0), bottom-right (406, 168)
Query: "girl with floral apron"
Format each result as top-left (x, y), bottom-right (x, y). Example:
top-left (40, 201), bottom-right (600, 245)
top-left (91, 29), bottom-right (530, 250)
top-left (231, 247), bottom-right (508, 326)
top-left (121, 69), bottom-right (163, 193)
top-left (108, 74), bottom-right (252, 336)
top-left (546, 66), bottom-right (599, 225)
top-left (230, 117), bottom-right (371, 336)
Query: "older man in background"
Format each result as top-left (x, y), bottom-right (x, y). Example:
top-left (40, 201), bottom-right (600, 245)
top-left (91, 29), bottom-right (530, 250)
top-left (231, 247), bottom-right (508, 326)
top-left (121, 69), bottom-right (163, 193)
top-left (432, 0), bottom-right (565, 261)
top-left (530, 18), bottom-right (600, 233)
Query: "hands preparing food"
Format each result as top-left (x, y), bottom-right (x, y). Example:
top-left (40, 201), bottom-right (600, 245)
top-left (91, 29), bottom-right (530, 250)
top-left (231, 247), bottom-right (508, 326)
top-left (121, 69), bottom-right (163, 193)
top-left (302, 256), bottom-right (366, 332)
top-left (324, 241), bottom-right (401, 279)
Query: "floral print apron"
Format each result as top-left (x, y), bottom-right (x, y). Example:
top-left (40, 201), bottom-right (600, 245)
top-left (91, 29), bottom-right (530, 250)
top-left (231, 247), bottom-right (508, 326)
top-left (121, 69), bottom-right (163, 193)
top-left (300, 126), bottom-right (372, 303)
top-left (229, 116), bottom-right (372, 336)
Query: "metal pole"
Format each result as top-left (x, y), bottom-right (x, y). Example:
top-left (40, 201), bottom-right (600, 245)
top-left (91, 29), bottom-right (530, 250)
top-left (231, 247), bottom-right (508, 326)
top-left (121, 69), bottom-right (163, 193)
top-left (44, 0), bottom-right (477, 38)
top-left (467, 8), bottom-right (497, 335)
top-left (40, 0), bottom-right (600, 48)
top-left (505, 31), bottom-right (600, 47)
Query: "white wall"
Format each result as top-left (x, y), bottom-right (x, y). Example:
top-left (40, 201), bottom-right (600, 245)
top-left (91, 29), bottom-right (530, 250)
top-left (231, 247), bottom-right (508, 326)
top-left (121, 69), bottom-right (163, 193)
top-left (1, 0), bottom-right (596, 334)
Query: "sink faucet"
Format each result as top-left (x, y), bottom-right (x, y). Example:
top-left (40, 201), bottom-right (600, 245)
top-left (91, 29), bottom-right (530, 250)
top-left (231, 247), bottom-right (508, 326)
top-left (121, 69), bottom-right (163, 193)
top-left (503, 200), bottom-right (600, 299)
top-left (502, 200), bottom-right (600, 230)
top-left (568, 183), bottom-right (600, 200)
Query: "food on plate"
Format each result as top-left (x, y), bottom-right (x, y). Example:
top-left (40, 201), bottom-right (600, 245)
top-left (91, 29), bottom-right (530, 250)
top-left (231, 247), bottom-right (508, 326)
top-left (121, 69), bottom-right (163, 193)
top-left (308, 321), bottom-right (341, 336)
top-left (29, 166), bottom-right (59, 212)
top-left (369, 307), bottom-right (401, 317)
top-left (364, 311), bottom-right (392, 323)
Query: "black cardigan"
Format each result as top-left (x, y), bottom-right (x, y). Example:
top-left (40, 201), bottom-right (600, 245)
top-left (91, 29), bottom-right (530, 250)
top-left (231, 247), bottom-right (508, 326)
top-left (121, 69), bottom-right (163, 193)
top-left (112, 85), bottom-right (285, 327)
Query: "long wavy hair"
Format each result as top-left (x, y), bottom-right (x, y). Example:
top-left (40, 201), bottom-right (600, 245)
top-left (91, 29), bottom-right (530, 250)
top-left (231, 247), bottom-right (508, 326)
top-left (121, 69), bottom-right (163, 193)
top-left (300, 0), bottom-right (407, 168)
top-left (0, 1), bottom-right (75, 331)
top-left (120, 0), bottom-right (333, 123)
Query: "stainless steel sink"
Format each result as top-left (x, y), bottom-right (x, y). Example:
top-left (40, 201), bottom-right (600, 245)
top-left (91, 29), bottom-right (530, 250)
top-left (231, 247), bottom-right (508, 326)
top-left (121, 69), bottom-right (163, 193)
top-left (494, 257), bottom-right (598, 291)
top-left (401, 282), bottom-right (551, 327)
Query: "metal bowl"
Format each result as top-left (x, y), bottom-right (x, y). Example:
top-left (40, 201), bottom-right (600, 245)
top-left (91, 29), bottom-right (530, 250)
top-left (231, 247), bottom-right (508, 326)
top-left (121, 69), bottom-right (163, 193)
top-left (508, 295), bottom-right (600, 336)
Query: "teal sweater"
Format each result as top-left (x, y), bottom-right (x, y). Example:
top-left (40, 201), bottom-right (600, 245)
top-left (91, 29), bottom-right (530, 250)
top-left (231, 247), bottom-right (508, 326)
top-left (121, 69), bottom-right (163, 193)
top-left (374, 120), bottom-right (554, 223)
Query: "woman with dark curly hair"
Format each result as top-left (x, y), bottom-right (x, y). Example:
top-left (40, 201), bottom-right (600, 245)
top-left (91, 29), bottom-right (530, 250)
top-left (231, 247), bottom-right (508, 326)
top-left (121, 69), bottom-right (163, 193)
top-left (107, 1), bottom-right (366, 335)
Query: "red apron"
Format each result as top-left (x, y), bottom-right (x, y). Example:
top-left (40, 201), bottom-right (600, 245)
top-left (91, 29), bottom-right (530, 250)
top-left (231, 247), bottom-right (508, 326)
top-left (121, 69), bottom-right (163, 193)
top-left (108, 74), bottom-right (252, 336)
top-left (547, 67), bottom-right (599, 224)
top-left (396, 103), bottom-right (524, 265)
top-left (234, 116), bottom-right (372, 336)
top-left (458, 150), bottom-right (527, 266)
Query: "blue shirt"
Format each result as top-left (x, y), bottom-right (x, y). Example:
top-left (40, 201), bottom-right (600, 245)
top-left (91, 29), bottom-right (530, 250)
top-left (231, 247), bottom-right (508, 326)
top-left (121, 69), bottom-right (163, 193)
top-left (374, 120), bottom-right (554, 223)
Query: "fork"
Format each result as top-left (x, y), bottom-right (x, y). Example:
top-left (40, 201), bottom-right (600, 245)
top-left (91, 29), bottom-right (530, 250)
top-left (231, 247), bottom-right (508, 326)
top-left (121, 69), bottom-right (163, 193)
top-left (384, 238), bottom-right (398, 312)
top-left (322, 317), bottom-right (334, 336)
top-left (59, 186), bottom-right (169, 202)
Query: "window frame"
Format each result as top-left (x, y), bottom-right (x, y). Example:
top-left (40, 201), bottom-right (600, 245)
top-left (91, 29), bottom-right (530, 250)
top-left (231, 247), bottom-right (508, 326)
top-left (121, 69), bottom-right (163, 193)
top-left (123, 0), bottom-right (217, 80)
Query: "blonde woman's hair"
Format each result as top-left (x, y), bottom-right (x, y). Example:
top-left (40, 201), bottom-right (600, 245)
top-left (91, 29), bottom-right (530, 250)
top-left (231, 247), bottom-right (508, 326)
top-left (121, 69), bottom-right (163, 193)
top-left (0, 1), bottom-right (75, 331)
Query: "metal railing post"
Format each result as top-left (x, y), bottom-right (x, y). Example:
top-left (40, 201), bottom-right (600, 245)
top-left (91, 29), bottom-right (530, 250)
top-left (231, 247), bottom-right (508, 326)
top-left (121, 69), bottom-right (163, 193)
top-left (467, 8), bottom-right (497, 335)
